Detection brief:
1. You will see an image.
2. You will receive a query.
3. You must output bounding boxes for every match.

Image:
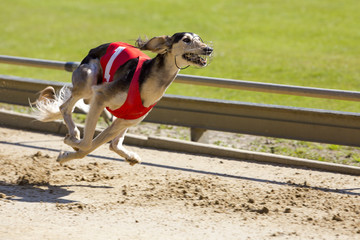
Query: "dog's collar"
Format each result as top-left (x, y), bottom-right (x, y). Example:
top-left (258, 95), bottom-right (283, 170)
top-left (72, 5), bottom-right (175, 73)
top-left (175, 55), bottom-right (190, 70)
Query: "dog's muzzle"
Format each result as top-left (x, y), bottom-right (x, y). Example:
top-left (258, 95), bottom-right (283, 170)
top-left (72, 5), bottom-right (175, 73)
top-left (182, 46), bottom-right (214, 67)
top-left (203, 47), bottom-right (213, 56)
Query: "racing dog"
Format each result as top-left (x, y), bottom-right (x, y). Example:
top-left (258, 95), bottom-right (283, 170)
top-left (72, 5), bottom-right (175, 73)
top-left (34, 32), bottom-right (213, 165)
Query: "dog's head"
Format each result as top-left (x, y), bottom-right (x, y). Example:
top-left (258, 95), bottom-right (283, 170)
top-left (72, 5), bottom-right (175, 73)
top-left (136, 32), bottom-right (213, 68)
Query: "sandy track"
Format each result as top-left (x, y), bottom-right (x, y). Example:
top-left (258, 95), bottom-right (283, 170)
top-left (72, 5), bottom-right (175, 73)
top-left (0, 126), bottom-right (359, 240)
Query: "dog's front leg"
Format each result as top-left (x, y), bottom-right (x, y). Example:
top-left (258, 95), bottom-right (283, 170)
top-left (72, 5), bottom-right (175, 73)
top-left (57, 117), bottom-right (133, 164)
top-left (109, 128), bottom-right (142, 165)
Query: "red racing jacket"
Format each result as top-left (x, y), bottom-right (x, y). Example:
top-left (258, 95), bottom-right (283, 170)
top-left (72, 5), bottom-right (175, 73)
top-left (100, 42), bottom-right (156, 120)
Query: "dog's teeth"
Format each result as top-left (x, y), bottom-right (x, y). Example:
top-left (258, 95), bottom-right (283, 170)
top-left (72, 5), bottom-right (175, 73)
top-left (183, 53), bottom-right (208, 66)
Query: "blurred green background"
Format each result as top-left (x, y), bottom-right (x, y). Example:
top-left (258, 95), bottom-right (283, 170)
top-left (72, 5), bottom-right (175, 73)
top-left (1, 0), bottom-right (360, 111)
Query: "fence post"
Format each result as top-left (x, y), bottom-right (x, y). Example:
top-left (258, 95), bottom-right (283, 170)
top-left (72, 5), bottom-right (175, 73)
top-left (190, 127), bottom-right (209, 143)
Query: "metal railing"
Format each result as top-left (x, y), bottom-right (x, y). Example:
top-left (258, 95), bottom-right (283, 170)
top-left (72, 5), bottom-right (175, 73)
top-left (2, 55), bottom-right (360, 102)
top-left (1, 55), bottom-right (360, 147)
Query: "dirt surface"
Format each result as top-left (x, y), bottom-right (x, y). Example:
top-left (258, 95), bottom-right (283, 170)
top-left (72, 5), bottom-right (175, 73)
top-left (0, 126), bottom-right (359, 240)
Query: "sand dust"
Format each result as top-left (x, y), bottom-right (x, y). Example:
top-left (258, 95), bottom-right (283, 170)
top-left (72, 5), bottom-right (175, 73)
top-left (0, 126), bottom-right (359, 239)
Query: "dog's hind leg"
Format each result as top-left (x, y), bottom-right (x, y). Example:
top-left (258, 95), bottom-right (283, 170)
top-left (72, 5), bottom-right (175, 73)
top-left (109, 128), bottom-right (141, 165)
top-left (66, 90), bottom-right (107, 151)
top-left (61, 61), bottom-right (100, 145)
top-left (60, 93), bottom-right (82, 141)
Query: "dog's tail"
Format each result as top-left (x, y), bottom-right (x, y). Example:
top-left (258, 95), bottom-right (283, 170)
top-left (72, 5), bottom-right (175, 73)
top-left (32, 85), bottom-right (72, 122)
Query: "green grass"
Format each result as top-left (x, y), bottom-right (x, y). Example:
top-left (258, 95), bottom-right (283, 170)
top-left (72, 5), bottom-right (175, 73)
top-left (1, 0), bottom-right (360, 112)
top-left (246, 137), bottom-right (360, 166)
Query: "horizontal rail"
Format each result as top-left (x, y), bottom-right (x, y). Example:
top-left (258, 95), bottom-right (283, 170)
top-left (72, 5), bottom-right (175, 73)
top-left (1, 75), bottom-right (360, 147)
top-left (175, 75), bottom-right (360, 102)
top-left (0, 55), bottom-right (79, 72)
top-left (2, 109), bottom-right (360, 175)
top-left (1, 55), bottom-right (360, 102)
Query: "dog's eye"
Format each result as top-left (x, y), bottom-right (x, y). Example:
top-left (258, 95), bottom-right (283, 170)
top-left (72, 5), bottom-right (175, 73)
top-left (183, 38), bottom-right (191, 44)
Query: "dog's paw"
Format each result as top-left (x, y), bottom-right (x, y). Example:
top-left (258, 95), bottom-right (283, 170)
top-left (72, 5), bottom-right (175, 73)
top-left (125, 153), bottom-right (141, 166)
top-left (64, 134), bottom-right (80, 150)
top-left (56, 151), bottom-right (71, 164)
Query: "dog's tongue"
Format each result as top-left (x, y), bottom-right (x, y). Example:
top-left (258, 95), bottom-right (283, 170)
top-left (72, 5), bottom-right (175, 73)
top-left (200, 57), bottom-right (207, 66)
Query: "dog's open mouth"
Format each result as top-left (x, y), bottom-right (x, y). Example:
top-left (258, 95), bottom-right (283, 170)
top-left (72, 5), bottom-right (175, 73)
top-left (182, 53), bottom-right (208, 67)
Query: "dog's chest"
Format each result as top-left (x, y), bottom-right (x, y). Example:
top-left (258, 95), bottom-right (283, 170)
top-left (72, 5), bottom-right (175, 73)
top-left (140, 78), bottom-right (167, 108)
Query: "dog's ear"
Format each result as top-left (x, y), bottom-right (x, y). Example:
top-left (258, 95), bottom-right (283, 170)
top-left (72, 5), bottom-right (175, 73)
top-left (136, 35), bottom-right (171, 54)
